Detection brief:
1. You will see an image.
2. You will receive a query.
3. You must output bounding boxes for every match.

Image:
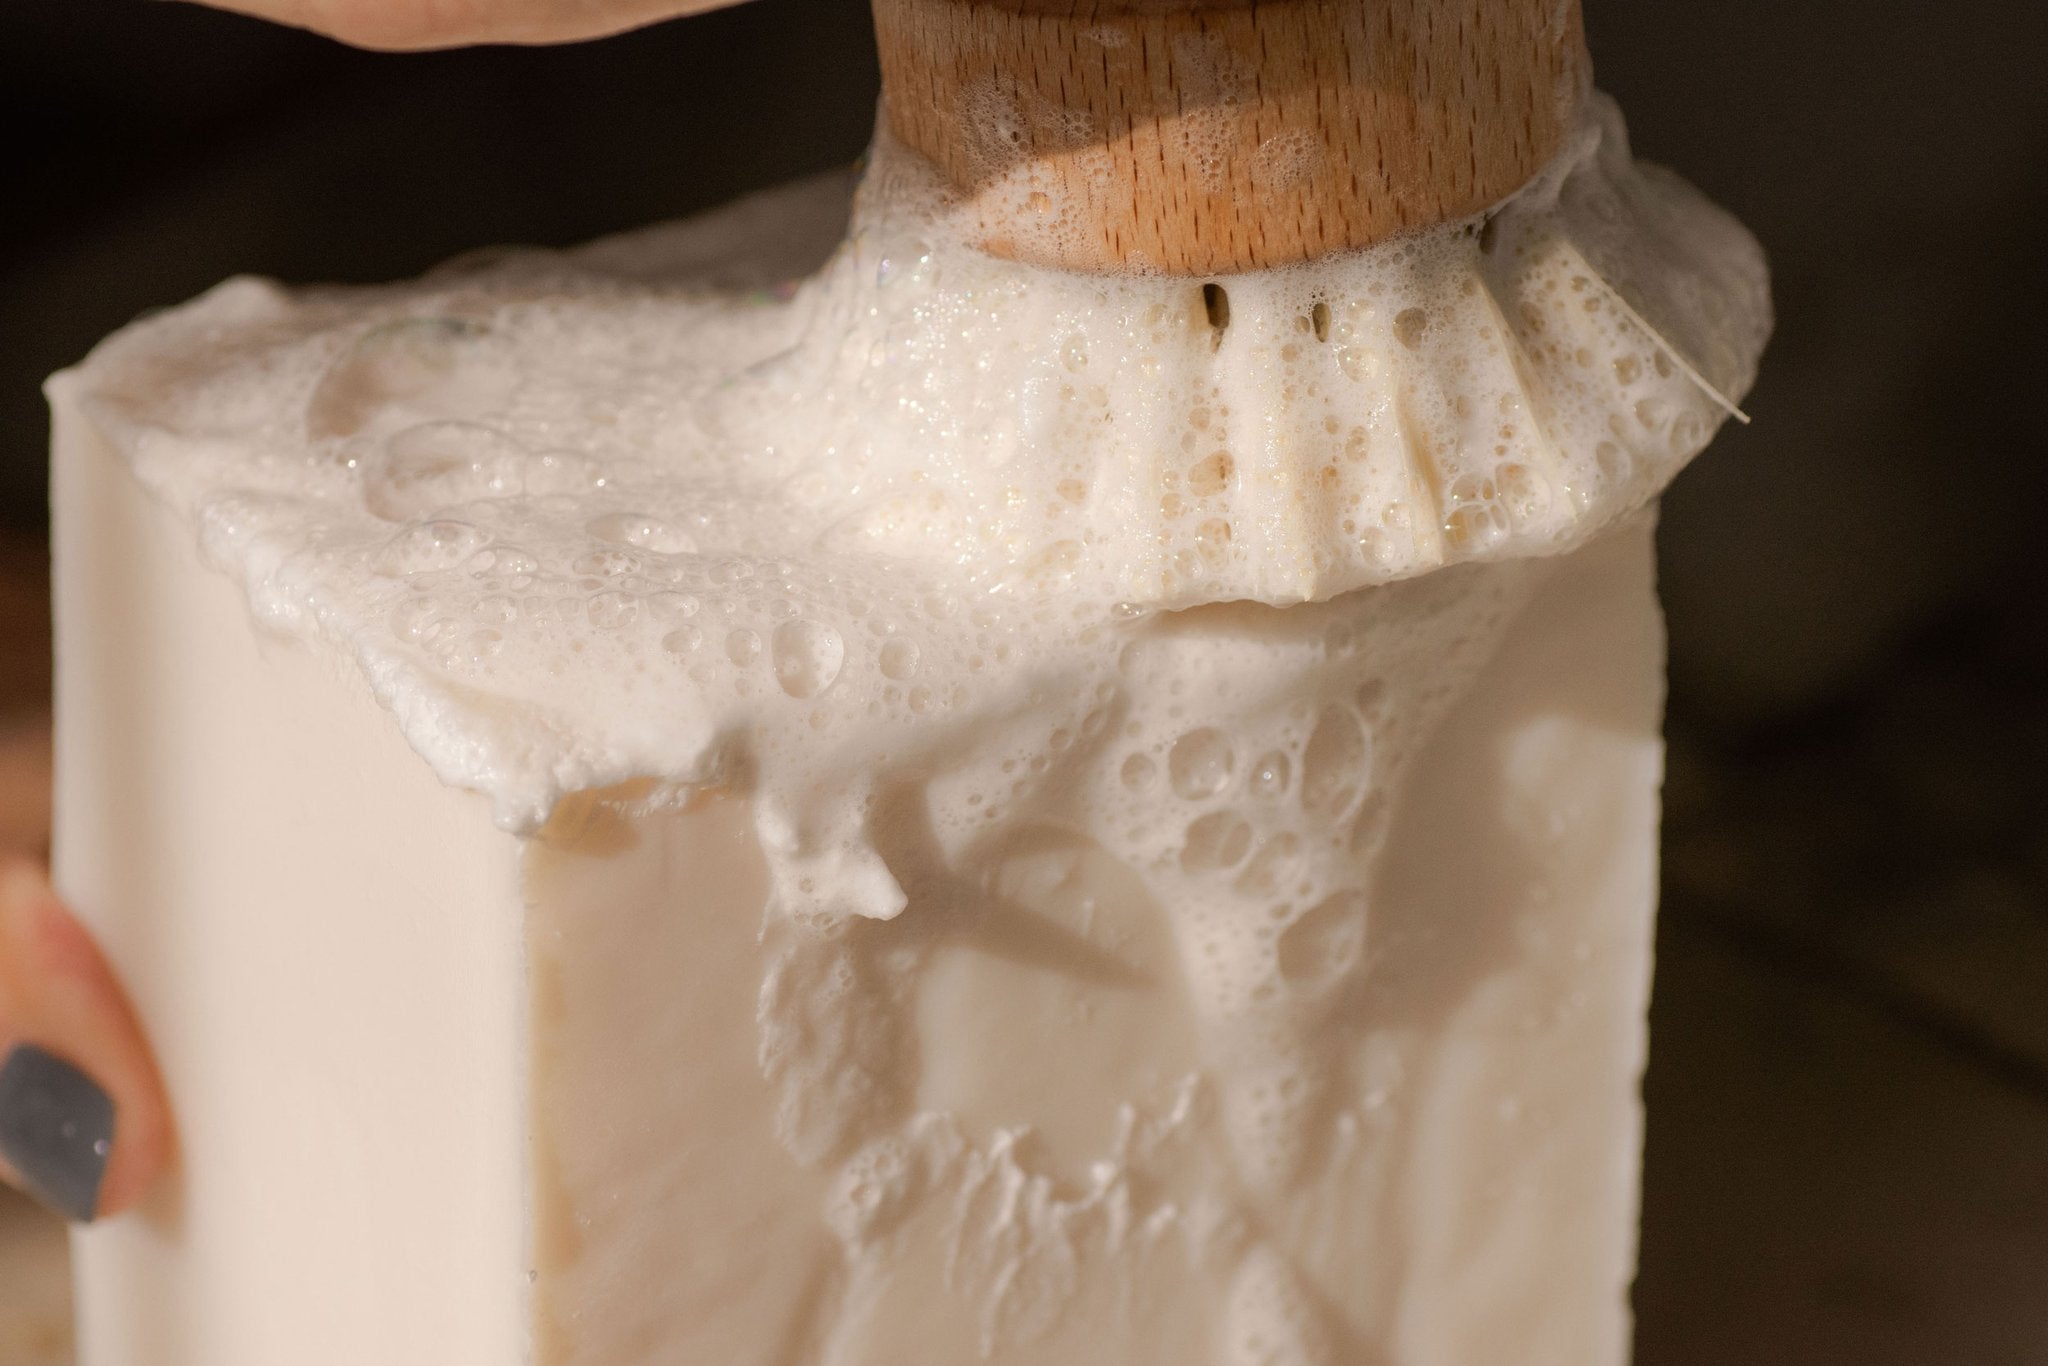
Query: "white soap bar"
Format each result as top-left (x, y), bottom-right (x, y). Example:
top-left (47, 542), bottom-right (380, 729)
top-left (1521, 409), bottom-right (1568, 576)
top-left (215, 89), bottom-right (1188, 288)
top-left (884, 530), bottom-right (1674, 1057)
top-left (49, 90), bottom-right (1763, 1365)
top-left (55, 421), bottom-right (1662, 1362)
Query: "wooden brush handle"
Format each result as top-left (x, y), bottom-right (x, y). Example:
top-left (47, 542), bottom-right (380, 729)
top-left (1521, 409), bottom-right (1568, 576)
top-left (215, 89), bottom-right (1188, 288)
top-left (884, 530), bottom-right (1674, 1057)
top-left (872, 0), bottom-right (1589, 275)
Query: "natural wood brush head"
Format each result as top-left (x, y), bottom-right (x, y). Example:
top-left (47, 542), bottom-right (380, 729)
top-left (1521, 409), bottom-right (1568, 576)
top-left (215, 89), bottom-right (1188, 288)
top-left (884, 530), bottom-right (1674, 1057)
top-left (872, 0), bottom-right (1589, 276)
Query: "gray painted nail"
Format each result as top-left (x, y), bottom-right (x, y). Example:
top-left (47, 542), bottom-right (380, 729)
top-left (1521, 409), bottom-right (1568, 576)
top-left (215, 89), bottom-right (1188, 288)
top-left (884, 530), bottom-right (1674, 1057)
top-left (0, 1045), bottom-right (114, 1223)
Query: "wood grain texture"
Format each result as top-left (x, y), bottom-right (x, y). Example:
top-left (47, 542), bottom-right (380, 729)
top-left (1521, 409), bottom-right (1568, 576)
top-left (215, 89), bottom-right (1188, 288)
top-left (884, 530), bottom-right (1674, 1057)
top-left (874, 0), bottom-right (1589, 275)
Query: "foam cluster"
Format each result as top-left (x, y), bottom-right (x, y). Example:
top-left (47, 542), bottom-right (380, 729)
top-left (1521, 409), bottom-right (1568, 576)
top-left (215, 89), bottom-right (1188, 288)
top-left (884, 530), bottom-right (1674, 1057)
top-left (68, 93), bottom-right (1764, 841)
top-left (60, 89), bottom-right (1767, 1358)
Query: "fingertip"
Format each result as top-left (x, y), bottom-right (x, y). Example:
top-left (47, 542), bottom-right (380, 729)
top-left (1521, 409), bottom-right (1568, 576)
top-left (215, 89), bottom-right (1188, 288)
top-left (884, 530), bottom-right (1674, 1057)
top-left (0, 1043), bottom-right (114, 1222)
top-left (90, 1056), bottom-right (176, 1220)
top-left (0, 859), bottom-right (174, 1222)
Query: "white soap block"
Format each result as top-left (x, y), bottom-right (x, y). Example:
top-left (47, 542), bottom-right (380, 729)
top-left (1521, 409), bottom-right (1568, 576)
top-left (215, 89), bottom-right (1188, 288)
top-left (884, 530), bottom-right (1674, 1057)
top-left (54, 407), bottom-right (1663, 1364)
top-left (55, 413), bottom-right (528, 1364)
top-left (48, 86), bottom-right (1763, 1360)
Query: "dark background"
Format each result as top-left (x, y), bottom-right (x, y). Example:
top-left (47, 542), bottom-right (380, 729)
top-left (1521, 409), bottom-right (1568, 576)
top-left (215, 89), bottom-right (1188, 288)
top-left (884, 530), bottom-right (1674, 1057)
top-left (3, 0), bottom-right (2046, 1360)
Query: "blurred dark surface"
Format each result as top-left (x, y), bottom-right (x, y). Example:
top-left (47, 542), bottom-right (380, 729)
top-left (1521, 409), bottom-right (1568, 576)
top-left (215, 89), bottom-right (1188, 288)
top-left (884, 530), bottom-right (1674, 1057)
top-left (2, 0), bottom-right (2044, 1361)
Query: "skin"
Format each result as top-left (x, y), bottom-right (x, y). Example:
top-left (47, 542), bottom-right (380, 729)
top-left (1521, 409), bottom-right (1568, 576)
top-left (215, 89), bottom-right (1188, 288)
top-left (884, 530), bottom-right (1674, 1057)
top-left (5, 0), bottom-right (771, 1226)
top-left (188, 0), bottom-right (748, 52)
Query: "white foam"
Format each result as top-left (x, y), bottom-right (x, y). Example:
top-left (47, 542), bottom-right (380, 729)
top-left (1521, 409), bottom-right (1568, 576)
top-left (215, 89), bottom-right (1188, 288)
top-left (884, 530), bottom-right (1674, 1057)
top-left (63, 93), bottom-right (1763, 841)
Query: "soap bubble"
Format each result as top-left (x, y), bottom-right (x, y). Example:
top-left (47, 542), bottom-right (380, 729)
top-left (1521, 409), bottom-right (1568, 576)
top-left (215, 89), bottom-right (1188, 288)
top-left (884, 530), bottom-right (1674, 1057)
top-left (1180, 811), bottom-right (1254, 873)
top-left (1188, 451), bottom-right (1235, 497)
top-left (877, 637), bottom-right (920, 681)
top-left (388, 596), bottom-right (459, 649)
top-left (646, 592), bottom-right (700, 623)
top-left (572, 549), bottom-right (642, 578)
top-left (1169, 728), bottom-right (1236, 800)
top-left (468, 546), bottom-right (538, 579)
top-left (709, 559), bottom-right (757, 587)
top-left (1299, 706), bottom-right (1368, 817)
top-left (1234, 832), bottom-right (1301, 897)
top-left (1250, 750), bottom-right (1291, 799)
top-left (306, 317), bottom-right (489, 440)
top-left (1444, 494), bottom-right (1511, 550)
top-left (366, 421), bottom-right (527, 521)
top-left (725, 628), bottom-right (762, 667)
top-left (471, 595), bottom-right (517, 625)
top-left (1277, 890), bottom-right (1367, 994)
top-left (587, 592), bottom-right (639, 629)
top-left (586, 512), bottom-right (697, 555)
top-left (772, 619), bottom-right (846, 698)
top-left (1493, 462), bottom-right (1550, 522)
top-left (376, 519), bottom-right (490, 576)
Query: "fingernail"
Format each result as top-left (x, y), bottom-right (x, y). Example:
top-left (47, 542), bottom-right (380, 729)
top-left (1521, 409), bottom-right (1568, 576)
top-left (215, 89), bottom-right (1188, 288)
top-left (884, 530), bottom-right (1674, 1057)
top-left (0, 1044), bottom-right (114, 1222)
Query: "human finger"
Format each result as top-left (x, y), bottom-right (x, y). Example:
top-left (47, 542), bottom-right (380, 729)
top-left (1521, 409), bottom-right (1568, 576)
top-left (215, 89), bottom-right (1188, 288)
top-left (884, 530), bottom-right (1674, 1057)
top-left (0, 859), bottom-right (175, 1222)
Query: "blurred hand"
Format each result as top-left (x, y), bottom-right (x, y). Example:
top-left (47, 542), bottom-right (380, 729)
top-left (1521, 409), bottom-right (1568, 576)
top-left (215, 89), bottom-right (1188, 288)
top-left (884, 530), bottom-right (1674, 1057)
top-left (0, 864), bottom-right (173, 1223)
top-left (188, 0), bottom-right (756, 51)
